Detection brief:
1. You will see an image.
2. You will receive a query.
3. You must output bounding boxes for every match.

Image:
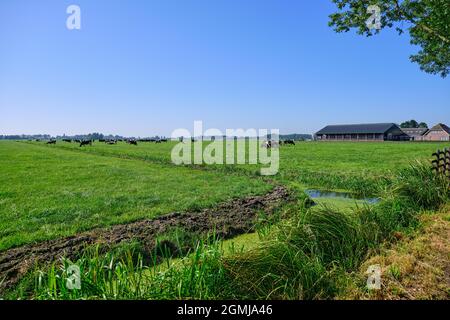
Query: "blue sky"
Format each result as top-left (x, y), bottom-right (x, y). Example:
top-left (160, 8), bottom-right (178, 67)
top-left (0, 0), bottom-right (449, 137)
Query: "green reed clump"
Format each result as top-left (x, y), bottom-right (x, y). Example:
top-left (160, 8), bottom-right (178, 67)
top-left (32, 245), bottom-right (148, 300)
top-left (393, 161), bottom-right (449, 210)
top-left (221, 205), bottom-right (376, 299)
top-left (358, 161), bottom-right (449, 239)
top-left (27, 235), bottom-right (236, 300)
top-left (301, 208), bottom-right (374, 271)
top-left (145, 240), bottom-right (233, 299)
top-left (223, 241), bottom-right (333, 299)
top-left (358, 197), bottom-right (418, 239)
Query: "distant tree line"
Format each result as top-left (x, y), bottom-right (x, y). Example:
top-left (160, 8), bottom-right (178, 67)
top-left (0, 134), bottom-right (52, 140)
top-left (280, 134), bottom-right (313, 141)
top-left (399, 120), bottom-right (428, 128)
top-left (0, 133), bottom-right (167, 140)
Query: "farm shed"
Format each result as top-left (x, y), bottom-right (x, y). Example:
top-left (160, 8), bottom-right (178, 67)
top-left (422, 123), bottom-right (450, 141)
top-left (401, 127), bottom-right (428, 141)
top-left (315, 123), bottom-right (410, 141)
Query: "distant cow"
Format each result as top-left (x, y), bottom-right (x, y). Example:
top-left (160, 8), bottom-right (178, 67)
top-left (262, 140), bottom-right (281, 149)
top-left (283, 139), bottom-right (295, 145)
top-left (127, 140), bottom-right (138, 146)
top-left (62, 139), bottom-right (72, 143)
top-left (79, 140), bottom-right (92, 147)
top-left (262, 140), bottom-right (272, 148)
top-left (47, 140), bottom-right (56, 145)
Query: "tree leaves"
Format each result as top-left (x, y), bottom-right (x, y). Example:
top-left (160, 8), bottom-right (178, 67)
top-left (328, 0), bottom-right (450, 77)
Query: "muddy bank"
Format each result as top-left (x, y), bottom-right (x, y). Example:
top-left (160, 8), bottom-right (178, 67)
top-left (0, 186), bottom-right (290, 293)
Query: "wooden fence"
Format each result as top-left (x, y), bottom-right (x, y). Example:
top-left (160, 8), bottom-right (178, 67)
top-left (432, 148), bottom-right (450, 178)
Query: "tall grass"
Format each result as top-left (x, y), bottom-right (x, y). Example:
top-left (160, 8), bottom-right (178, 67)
top-left (359, 161), bottom-right (450, 238)
top-left (21, 236), bottom-right (233, 300)
top-left (221, 162), bottom-right (449, 299)
top-left (393, 161), bottom-right (449, 210)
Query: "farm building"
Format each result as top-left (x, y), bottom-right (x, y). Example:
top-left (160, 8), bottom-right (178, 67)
top-left (315, 123), bottom-right (410, 141)
top-left (422, 123), bottom-right (450, 141)
top-left (401, 127), bottom-right (428, 141)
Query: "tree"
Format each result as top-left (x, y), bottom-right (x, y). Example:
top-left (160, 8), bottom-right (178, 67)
top-left (329, 0), bottom-right (450, 77)
top-left (400, 119), bottom-right (428, 128)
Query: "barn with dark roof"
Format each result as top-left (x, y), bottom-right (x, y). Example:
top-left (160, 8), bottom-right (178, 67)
top-left (315, 123), bottom-right (409, 141)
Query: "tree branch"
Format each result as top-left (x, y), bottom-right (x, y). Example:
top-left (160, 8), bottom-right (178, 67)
top-left (393, 0), bottom-right (450, 43)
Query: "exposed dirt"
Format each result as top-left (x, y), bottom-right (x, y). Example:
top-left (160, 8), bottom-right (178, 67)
top-left (0, 186), bottom-right (290, 293)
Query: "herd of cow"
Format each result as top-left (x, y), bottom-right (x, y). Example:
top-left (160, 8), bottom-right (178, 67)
top-left (45, 138), bottom-right (169, 147)
top-left (262, 139), bottom-right (295, 148)
top-left (43, 138), bottom-right (295, 148)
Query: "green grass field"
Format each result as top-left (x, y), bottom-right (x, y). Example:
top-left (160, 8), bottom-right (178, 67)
top-left (30, 140), bottom-right (447, 175)
top-left (27, 139), bottom-right (449, 194)
top-left (1, 140), bottom-right (447, 251)
top-left (0, 141), bottom-right (271, 251)
top-left (2, 139), bottom-right (449, 300)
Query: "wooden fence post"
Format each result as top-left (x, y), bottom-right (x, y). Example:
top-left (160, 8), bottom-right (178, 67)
top-left (432, 148), bottom-right (450, 179)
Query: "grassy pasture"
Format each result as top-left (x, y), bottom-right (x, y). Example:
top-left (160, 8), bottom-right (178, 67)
top-left (32, 139), bottom-right (449, 194)
top-left (34, 140), bottom-right (447, 175)
top-left (2, 139), bottom-right (449, 299)
top-left (0, 141), bottom-right (271, 251)
top-left (1, 139), bottom-right (446, 251)
top-left (2, 140), bottom-right (447, 250)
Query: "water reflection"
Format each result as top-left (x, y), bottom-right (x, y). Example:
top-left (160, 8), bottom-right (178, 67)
top-left (305, 189), bottom-right (380, 204)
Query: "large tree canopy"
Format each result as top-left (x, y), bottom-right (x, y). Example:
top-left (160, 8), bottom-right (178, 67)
top-left (329, 0), bottom-right (450, 77)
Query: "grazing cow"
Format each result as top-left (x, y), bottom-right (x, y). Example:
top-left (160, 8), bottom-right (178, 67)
top-left (127, 140), bottom-right (138, 146)
top-left (62, 139), bottom-right (72, 143)
top-left (47, 140), bottom-right (56, 145)
top-left (106, 140), bottom-right (117, 145)
top-left (261, 140), bottom-right (272, 148)
top-left (283, 139), bottom-right (295, 145)
top-left (160, 139), bottom-right (168, 142)
top-left (79, 140), bottom-right (92, 147)
top-left (262, 140), bottom-right (281, 149)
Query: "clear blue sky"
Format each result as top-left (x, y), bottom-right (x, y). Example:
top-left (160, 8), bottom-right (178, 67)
top-left (1, 0), bottom-right (449, 137)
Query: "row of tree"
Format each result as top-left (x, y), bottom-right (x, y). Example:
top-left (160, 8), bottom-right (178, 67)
top-left (0, 133), bottom-right (167, 141)
top-left (399, 120), bottom-right (428, 128)
top-left (0, 134), bottom-right (51, 140)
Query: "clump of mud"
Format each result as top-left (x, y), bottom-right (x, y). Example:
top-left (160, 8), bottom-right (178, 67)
top-left (0, 186), bottom-right (290, 292)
